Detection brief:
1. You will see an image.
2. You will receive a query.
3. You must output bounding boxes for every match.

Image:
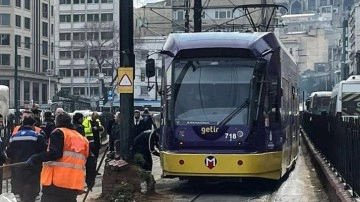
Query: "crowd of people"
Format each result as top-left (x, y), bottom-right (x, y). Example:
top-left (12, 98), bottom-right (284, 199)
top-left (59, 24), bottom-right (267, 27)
top-left (0, 106), bottom-right (160, 202)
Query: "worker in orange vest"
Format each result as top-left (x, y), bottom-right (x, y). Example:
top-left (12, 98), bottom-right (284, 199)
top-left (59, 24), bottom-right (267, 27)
top-left (12, 110), bottom-right (44, 136)
top-left (26, 112), bottom-right (96, 202)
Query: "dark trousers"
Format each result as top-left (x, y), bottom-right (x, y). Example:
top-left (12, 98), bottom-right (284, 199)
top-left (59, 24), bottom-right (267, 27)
top-left (18, 184), bottom-right (39, 202)
top-left (90, 142), bottom-right (100, 160)
top-left (41, 193), bottom-right (77, 202)
top-left (109, 134), bottom-right (115, 152)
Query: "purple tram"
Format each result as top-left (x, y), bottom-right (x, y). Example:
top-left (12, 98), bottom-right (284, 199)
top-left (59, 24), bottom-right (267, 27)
top-left (151, 32), bottom-right (299, 180)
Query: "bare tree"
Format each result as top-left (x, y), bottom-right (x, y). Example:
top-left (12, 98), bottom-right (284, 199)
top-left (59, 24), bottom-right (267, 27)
top-left (80, 22), bottom-right (120, 104)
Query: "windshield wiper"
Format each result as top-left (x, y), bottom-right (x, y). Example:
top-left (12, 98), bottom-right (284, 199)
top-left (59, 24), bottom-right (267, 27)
top-left (218, 99), bottom-right (250, 126)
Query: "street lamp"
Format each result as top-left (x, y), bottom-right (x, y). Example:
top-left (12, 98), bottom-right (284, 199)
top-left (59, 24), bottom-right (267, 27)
top-left (46, 69), bottom-right (54, 104)
top-left (97, 72), bottom-right (105, 111)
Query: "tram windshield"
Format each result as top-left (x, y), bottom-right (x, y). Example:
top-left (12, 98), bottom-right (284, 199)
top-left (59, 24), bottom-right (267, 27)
top-left (173, 58), bottom-right (257, 125)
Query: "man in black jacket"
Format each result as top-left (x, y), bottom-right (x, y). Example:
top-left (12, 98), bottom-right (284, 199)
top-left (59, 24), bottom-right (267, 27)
top-left (7, 116), bottom-right (47, 202)
top-left (107, 111), bottom-right (120, 159)
top-left (72, 113), bottom-right (85, 136)
top-left (134, 128), bottom-right (160, 171)
top-left (141, 108), bottom-right (156, 131)
top-left (27, 113), bottom-right (97, 202)
top-left (40, 111), bottom-right (56, 140)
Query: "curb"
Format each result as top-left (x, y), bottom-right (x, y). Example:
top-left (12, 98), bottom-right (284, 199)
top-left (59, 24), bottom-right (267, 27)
top-left (301, 129), bottom-right (357, 202)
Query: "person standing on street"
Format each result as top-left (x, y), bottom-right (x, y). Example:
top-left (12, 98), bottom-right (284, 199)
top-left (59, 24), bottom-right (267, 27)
top-left (12, 110), bottom-right (45, 137)
top-left (107, 111), bottom-right (121, 159)
top-left (134, 110), bottom-right (146, 138)
top-left (72, 113), bottom-right (85, 136)
top-left (26, 112), bottom-right (97, 202)
top-left (142, 108), bottom-right (156, 131)
top-left (82, 112), bottom-right (104, 160)
top-left (40, 111), bottom-right (56, 140)
top-left (7, 116), bottom-right (47, 202)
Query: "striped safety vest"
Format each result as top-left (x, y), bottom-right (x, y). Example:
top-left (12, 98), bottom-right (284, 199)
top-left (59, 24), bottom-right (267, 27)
top-left (12, 125), bottom-right (42, 135)
top-left (10, 129), bottom-right (41, 143)
top-left (41, 127), bottom-right (89, 191)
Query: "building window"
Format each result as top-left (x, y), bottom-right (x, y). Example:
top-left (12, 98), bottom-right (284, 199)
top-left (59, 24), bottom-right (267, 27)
top-left (60, 0), bottom-right (71, 4)
top-left (101, 13), bottom-right (113, 22)
top-left (87, 14), bottom-right (99, 22)
top-left (73, 69), bottom-right (85, 77)
top-left (0, 0), bottom-right (10, 5)
top-left (24, 81), bottom-right (30, 101)
top-left (51, 43), bottom-right (54, 54)
top-left (24, 56), bottom-right (30, 68)
top-left (73, 32), bottom-right (85, 40)
top-left (59, 33), bottom-right (71, 40)
top-left (15, 15), bottom-right (21, 27)
top-left (101, 0), bottom-right (113, 3)
top-left (73, 87), bottom-right (85, 95)
top-left (42, 59), bottom-right (48, 72)
top-left (74, 0), bottom-right (86, 4)
top-left (0, 80), bottom-right (9, 87)
top-left (215, 10), bottom-right (232, 19)
top-left (25, 37), bottom-right (30, 48)
top-left (0, 54), bottom-right (10, 65)
top-left (102, 68), bottom-right (113, 77)
top-left (90, 87), bottom-right (98, 95)
top-left (140, 86), bottom-right (148, 95)
top-left (73, 50), bottom-right (85, 58)
top-left (60, 15), bottom-right (71, 23)
top-left (42, 83), bottom-right (47, 103)
top-left (15, 35), bottom-right (21, 47)
top-left (42, 41), bottom-right (48, 56)
top-left (0, 14), bottom-right (10, 26)
top-left (42, 3), bottom-right (48, 19)
top-left (101, 32), bottom-right (113, 40)
top-left (51, 5), bottom-right (54, 17)
top-left (33, 82), bottom-right (39, 103)
top-left (24, 17), bottom-right (30, 29)
top-left (59, 69), bottom-right (71, 77)
top-left (16, 0), bottom-right (21, 7)
top-left (51, 24), bottom-right (54, 35)
top-left (87, 0), bottom-right (99, 3)
top-left (87, 32), bottom-right (99, 40)
top-left (0, 34), bottom-right (10, 45)
top-left (42, 22), bottom-right (48, 37)
top-left (174, 10), bottom-right (184, 20)
top-left (90, 69), bottom-right (99, 76)
top-left (24, 0), bottom-right (30, 10)
top-left (51, 61), bottom-right (54, 69)
top-left (60, 51), bottom-right (71, 59)
top-left (73, 14), bottom-right (85, 22)
top-left (17, 55), bottom-right (21, 67)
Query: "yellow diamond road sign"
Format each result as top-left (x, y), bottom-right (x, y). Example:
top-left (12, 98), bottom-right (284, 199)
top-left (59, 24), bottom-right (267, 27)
top-left (117, 67), bottom-right (134, 94)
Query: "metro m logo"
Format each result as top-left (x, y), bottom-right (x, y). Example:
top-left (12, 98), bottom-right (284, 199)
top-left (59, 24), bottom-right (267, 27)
top-left (204, 156), bottom-right (217, 169)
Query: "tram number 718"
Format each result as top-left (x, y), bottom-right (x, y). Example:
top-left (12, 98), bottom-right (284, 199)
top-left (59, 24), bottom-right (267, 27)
top-left (225, 133), bottom-right (237, 141)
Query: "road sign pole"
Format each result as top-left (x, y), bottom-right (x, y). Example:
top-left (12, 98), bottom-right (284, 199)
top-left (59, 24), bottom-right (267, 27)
top-left (119, 0), bottom-right (135, 161)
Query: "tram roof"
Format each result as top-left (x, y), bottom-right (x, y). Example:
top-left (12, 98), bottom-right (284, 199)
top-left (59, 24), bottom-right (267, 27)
top-left (162, 32), bottom-right (275, 57)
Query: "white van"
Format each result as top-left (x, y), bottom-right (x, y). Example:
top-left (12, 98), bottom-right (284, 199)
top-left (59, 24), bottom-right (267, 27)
top-left (329, 75), bottom-right (360, 121)
top-left (0, 85), bottom-right (9, 137)
top-left (307, 91), bottom-right (332, 115)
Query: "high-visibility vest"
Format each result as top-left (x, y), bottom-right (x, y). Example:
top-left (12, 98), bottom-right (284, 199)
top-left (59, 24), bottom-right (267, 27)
top-left (12, 125), bottom-right (42, 135)
top-left (82, 117), bottom-right (102, 143)
top-left (41, 127), bottom-right (89, 191)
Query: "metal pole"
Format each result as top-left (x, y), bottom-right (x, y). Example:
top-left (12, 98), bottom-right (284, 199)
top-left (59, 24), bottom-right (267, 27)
top-left (185, 0), bottom-right (190, 33)
top-left (48, 74), bottom-right (51, 103)
top-left (155, 71), bottom-right (158, 101)
top-left (87, 48), bottom-right (91, 99)
top-left (119, 0), bottom-right (135, 161)
top-left (14, 37), bottom-right (19, 125)
top-left (194, 0), bottom-right (202, 32)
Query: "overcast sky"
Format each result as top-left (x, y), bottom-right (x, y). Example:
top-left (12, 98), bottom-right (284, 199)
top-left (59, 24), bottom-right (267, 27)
top-left (134, 0), bottom-right (163, 8)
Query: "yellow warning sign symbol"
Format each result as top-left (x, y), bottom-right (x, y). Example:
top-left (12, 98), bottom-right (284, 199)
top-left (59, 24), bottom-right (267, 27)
top-left (117, 68), bottom-right (133, 94)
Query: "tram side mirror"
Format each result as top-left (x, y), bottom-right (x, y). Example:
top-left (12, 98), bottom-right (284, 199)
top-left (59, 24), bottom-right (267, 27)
top-left (146, 59), bottom-right (156, 78)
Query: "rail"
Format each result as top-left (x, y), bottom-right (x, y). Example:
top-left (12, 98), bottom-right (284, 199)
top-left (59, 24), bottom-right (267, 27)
top-left (302, 112), bottom-right (360, 197)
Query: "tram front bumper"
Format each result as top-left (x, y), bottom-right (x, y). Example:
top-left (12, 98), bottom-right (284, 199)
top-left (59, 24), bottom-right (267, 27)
top-left (160, 151), bottom-right (283, 180)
